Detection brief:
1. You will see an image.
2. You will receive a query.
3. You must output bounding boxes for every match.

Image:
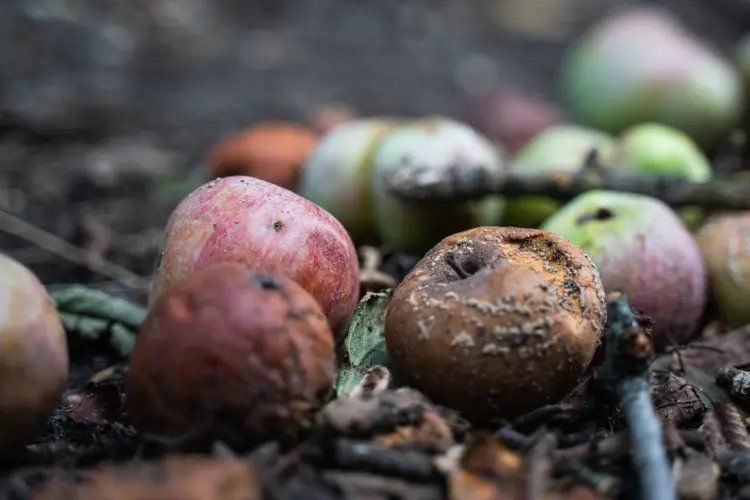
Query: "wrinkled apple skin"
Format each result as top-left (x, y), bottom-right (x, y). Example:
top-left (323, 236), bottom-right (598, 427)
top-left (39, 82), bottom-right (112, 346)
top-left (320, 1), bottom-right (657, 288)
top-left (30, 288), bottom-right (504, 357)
top-left (695, 213), bottom-right (750, 328)
top-left (502, 125), bottom-right (616, 228)
top-left (150, 176), bottom-right (360, 338)
top-left (541, 190), bottom-right (707, 350)
top-left (0, 253), bottom-right (69, 455)
top-left (298, 118), bottom-right (397, 244)
top-left (129, 263), bottom-right (335, 449)
top-left (371, 117), bottom-right (505, 254)
top-left (614, 122), bottom-right (713, 228)
top-left (562, 7), bottom-right (743, 148)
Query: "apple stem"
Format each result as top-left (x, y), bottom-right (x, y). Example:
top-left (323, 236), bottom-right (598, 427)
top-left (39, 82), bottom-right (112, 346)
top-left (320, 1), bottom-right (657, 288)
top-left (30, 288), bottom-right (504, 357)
top-left (599, 294), bottom-right (676, 500)
top-left (383, 161), bottom-right (750, 210)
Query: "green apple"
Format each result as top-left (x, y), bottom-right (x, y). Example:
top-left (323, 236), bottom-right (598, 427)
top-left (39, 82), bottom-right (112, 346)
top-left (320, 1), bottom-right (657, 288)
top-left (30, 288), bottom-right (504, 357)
top-left (502, 125), bottom-right (616, 228)
top-left (695, 212), bottom-right (750, 328)
top-left (614, 122), bottom-right (713, 228)
top-left (371, 117), bottom-right (505, 254)
top-left (540, 190), bottom-right (707, 350)
top-left (298, 118), bottom-right (397, 243)
top-left (562, 6), bottom-right (743, 149)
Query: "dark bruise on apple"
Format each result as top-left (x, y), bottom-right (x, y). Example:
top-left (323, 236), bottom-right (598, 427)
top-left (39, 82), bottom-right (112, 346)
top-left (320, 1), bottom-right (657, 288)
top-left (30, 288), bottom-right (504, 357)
top-left (128, 262), bottom-right (336, 450)
top-left (384, 227), bottom-right (606, 423)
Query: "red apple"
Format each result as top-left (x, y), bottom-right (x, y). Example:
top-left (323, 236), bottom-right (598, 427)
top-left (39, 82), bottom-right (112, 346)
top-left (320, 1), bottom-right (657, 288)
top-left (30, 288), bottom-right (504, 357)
top-left (458, 87), bottom-right (562, 156)
top-left (150, 176), bottom-right (360, 337)
top-left (129, 263), bottom-right (335, 449)
top-left (0, 252), bottom-right (69, 455)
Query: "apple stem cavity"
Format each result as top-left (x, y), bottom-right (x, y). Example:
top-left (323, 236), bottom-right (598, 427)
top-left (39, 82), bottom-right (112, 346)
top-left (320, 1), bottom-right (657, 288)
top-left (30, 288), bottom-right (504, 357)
top-left (383, 160), bottom-right (750, 211)
top-left (598, 293), bottom-right (676, 500)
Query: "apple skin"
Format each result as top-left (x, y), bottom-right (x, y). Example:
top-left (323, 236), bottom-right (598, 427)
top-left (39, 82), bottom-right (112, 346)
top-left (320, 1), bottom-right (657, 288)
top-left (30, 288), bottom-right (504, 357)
top-left (694, 213), bottom-right (750, 328)
top-left (0, 253), bottom-right (69, 455)
top-left (129, 263), bottom-right (335, 450)
top-left (502, 125), bottom-right (617, 228)
top-left (614, 122), bottom-right (713, 228)
top-left (207, 122), bottom-right (319, 191)
top-left (562, 6), bottom-right (744, 149)
top-left (540, 190), bottom-right (707, 351)
top-left (298, 118), bottom-right (398, 244)
top-left (150, 176), bottom-right (360, 339)
top-left (458, 87), bottom-right (563, 156)
top-left (384, 226), bottom-right (606, 422)
top-left (371, 117), bottom-right (505, 255)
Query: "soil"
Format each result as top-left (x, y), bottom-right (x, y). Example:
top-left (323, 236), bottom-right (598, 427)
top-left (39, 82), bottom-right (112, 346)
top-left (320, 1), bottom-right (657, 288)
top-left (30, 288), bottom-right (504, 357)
top-left (1, 1), bottom-right (750, 498)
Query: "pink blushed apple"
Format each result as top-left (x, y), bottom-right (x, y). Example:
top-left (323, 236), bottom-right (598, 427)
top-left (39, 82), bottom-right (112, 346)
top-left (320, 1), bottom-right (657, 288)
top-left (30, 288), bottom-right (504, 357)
top-left (150, 176), bottom-right (360, 338)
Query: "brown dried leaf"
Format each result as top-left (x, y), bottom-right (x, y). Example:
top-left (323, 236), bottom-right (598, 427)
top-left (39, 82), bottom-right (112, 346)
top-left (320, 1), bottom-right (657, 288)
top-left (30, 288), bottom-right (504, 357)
top-left (375, 410), bottom-right (455, 453)
top-left (651, 373), bottom-right (705, 425)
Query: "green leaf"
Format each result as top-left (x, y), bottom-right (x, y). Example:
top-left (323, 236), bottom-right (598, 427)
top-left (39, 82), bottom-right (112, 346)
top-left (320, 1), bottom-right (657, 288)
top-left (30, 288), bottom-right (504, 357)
top-left (335, 290), bottom-right (395, 397)
top-left (50, 285), bottom-right (147, 358)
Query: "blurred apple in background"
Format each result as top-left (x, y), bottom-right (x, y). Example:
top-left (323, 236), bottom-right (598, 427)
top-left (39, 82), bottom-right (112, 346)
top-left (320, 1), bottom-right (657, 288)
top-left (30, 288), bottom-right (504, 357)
top-left (613, 122), bottom-right (713, 228)
top-left (562, 6), bottom-right (744, 150)
top-left (298, 118), bottom-right (398, 244)
top-left (458, 87), bottom-right (562, 156)
top-left (372, 117), bottom-right (506, 254)
top-left (207, 122), bottom-right (319, 191)
top-left (501, 125), bottom-right (616, 228)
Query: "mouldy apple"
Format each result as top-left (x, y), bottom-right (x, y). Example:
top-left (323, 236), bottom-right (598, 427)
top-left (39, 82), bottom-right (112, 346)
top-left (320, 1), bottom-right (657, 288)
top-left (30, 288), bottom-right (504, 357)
top-left (384, 227), bottom-right (606, 422)
top-left (541, 190), bottom-right (707, 350)
top-left (371, 117), bottom-right (505, 255)
top-left (150, 176), bottom-right (360, 338)
top-left (613, 122), bottom-right (713, 228)
top-left (458, 87), bottom-right (562, 156)
top-left (501, 125), bottom-right (617, 228)
top-left (207, 121), bottom-right (319, 191)
top-left (129, 263), bottom-right (336, 450)
top-left (0, 252), bottom-right (69, 455)
top-left (694, 212), bottom-right (750, 328)
top-left (298, 118), bottom-right (397, 243)
top-left (562, 6), bottom-right (744, 148)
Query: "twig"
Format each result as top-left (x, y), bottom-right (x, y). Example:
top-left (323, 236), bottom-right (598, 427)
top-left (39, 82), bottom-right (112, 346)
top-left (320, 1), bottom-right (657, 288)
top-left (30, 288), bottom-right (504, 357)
top-left (523, 431), bottom-right (557, 500)
top-left (0, 209), bottom-right (143, 286)
top-left (598, 293), bottom-right (676, 500)
top-left (383, 161), bottom-right (750, 210)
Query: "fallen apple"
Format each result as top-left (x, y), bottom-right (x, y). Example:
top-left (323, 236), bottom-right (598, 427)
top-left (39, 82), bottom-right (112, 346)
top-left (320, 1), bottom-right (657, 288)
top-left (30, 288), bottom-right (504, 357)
top-left (298, 118), bottom-right (397, 244)
top-left (371, 116), bottom-right (506, 254)
top-left (694, 212), bottom-right (750, 328)
top-left (613, 122), bottom-right (713, 228)
top-left (458, 87), bottom-right (562, 156)
top-left (0, 252), bottom-right (69, 455)
top-left (150, 176), bottom-right (360, 338)
top-left (385, 226), bottom-right (606, 422)
top-left (207, 121), bottom-right (319, 191)
top-left (562, 6), bottom-right (744, 148)
top-left (129, 263), bottom-right (336, 449)
top-left (541, 190), bottom-right (707, 350)
top-left (501, 125), bottom-right (617, 228)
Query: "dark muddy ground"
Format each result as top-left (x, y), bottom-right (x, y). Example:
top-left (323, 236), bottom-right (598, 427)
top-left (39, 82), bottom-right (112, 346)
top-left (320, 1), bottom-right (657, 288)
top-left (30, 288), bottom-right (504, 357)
top-left (1, 1), bottom-right (750, 498)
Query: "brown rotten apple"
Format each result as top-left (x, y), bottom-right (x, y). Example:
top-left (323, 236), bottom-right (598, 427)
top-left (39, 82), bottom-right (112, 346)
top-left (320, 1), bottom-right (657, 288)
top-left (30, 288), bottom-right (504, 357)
top-left (0, 252), bottom-right (69, 455)
top-left (384, 227), bottom-right (606, 422)
top-left (150, 176), bottom-right (360, 337)
top-left (128, 263), bottom-right (336, 449)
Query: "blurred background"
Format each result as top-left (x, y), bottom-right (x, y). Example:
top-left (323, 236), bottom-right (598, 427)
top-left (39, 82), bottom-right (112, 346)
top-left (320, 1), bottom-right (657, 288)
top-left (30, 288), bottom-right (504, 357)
top-left (0, 0), bottom-right (747, 296)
